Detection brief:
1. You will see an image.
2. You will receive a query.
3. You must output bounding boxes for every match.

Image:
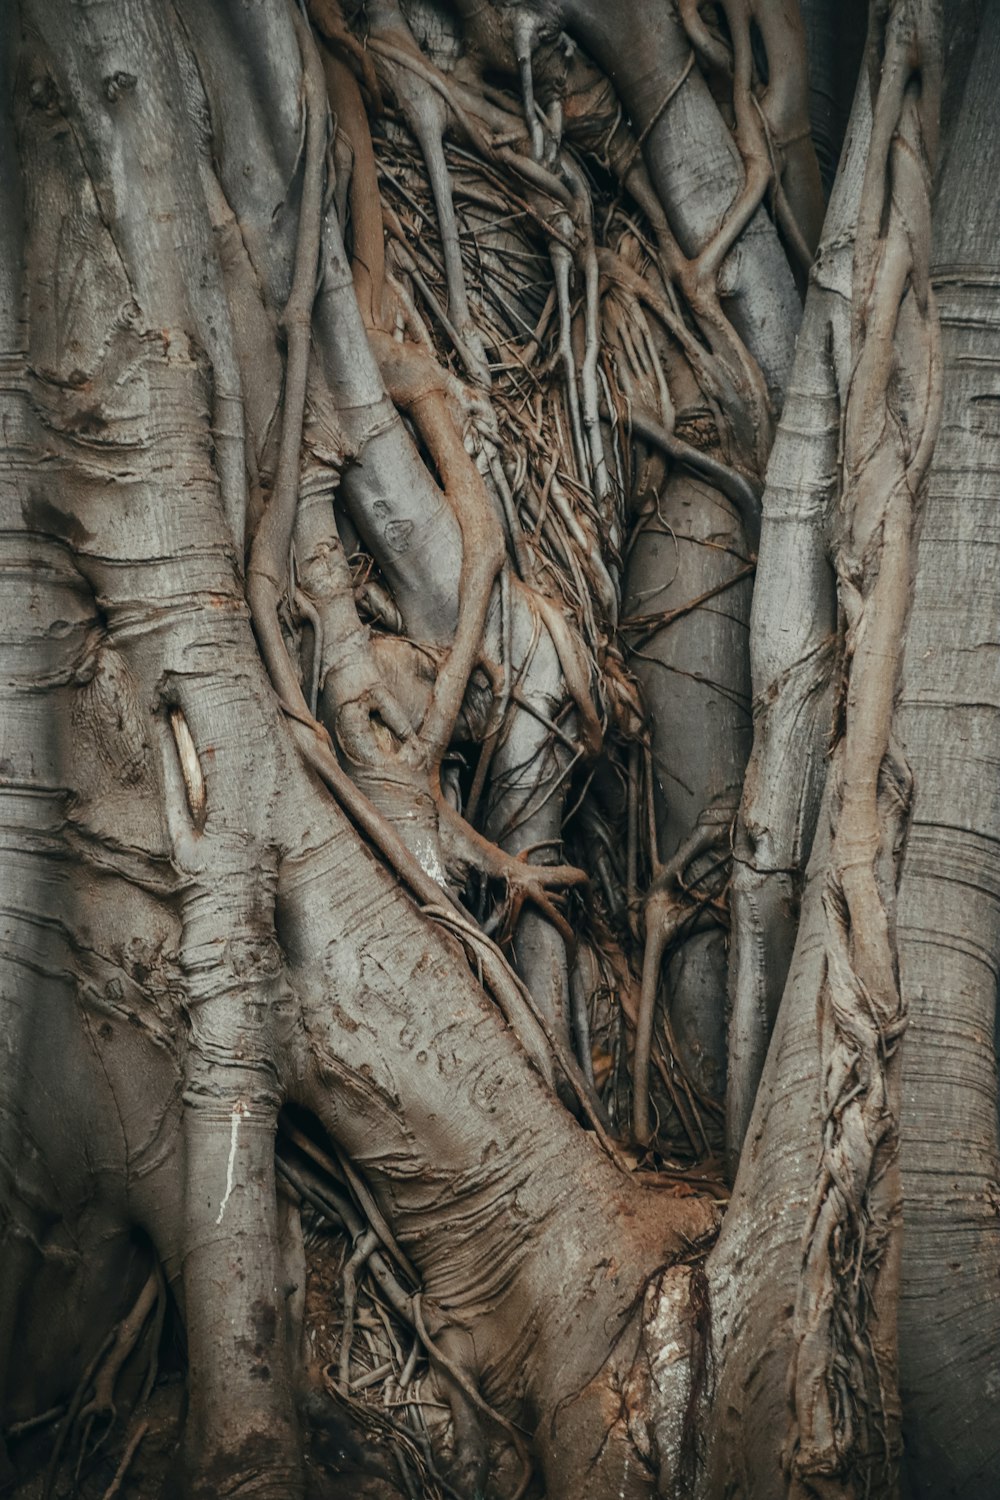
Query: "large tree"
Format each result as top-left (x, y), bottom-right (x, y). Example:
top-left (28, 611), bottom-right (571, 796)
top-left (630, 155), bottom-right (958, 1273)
top-left (1, 0), bottom-right (997, 1497)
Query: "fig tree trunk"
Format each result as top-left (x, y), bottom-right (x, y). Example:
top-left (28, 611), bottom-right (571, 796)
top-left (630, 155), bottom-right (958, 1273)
top-left (0, 2), bottom-right (997, 1499)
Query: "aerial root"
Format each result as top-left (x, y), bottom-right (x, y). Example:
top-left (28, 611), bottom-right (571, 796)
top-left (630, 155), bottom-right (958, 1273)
top-left (676, 0), bottom-right (823, 266)
top-left (632, 814), bottom-right (733, 1147)
top-left (97, 1420), bottom-right (149, 1500)
top-left (246, 3), bottom-right (327, 713)
top-left (277, 1130), bottom-right (532, 1500)
top-left (338, 1229), bottom-right (380, 1390)
top-left (41, 1266), bottom-right (162, 1500)
top-left (367, 3), bottom-right (491, 383)
top-left (307, 0), bottom-right (383, 110)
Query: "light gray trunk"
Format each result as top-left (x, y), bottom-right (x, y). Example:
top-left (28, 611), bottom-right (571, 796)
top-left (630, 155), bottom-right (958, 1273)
top-left (895, 10), bottom-right (1000, 1486)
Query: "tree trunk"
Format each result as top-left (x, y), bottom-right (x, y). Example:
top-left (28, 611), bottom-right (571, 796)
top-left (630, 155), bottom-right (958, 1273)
top-left (1, 3), bottom-right (998, 1499)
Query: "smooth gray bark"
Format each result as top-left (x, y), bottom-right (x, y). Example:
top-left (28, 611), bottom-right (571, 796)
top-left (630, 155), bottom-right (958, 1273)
top-left (895, 9), bottom-right (1000, 1485)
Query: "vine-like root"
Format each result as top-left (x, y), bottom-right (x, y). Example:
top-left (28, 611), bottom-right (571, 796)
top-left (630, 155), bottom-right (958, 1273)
top-left (41, 1269), bottom-right (161, 1500)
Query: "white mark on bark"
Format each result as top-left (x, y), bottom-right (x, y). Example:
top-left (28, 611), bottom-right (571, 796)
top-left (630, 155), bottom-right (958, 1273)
top-left (216, 1102), bottom-right (244, 1225)
top-left (642, 1266), bottom-right (695, 1489)
top-left (412, 830), bottom-right (447, 886)
top-left (169, 707), bottom-right (207, 827)
top-left (619, 1453), bottom-right (629, 1499)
